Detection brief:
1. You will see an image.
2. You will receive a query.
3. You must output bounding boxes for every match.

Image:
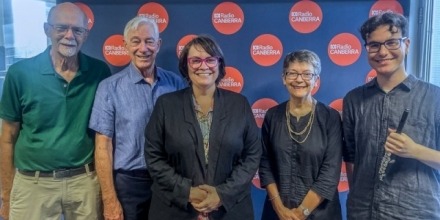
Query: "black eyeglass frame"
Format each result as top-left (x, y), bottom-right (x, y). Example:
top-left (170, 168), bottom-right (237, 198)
top-left (364, 37), bottom-right (408, 53)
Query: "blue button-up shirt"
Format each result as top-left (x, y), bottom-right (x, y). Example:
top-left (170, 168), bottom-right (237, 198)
top-left (343, 74), bottom-right (440, 220)
top-left (89, 63), bottom-right (186, 170)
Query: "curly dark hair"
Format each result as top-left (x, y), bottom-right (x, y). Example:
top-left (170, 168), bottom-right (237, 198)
top-left (359, 12), bottom-right (408, 43)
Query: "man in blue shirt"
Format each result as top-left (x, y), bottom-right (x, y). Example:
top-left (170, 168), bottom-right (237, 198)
top-left (343, 12), bottom-right (440, 219)
top-left (89, 17), bottom-right (186, 220)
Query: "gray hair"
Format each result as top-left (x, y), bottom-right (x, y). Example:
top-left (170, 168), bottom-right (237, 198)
top-left (123, 16), bottom-right (159, 41)
top-left (282, 49), bottom-right (321, 75)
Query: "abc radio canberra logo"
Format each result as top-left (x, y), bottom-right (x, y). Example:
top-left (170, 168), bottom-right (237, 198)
top-left (138, 2), bottom-right (169, 33)
top-left (176, 34), bottom-right (197, 58)
top-left (338, 161), bottom-right (349, 192)
top-left (218, 66), bottom-right (244, 93)
top-left (252, 98), bottom-right (278, 128)
top-left (328, 33), bottom-right (362, 66)
top-left (250, 34), bottom-right (283, 67)
top-left (212, 2), bottom-right (244, 35)
top-left (370, 0), bottom-right (403, 17)
top-left (102, 35), bottom-right (130, 67)
top-left (289, 0), bottom-right (322, 34)
top-left (74, 2), bottom-right (94, 30)
top-left (366, 69), bottom-right (377, 83)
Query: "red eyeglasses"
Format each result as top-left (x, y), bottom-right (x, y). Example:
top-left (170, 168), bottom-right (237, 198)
top-left (187, 57), bottom-right (219, 69)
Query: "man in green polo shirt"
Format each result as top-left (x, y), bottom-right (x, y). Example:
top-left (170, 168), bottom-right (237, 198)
top-left (0, 2), bottom-right (111, 220)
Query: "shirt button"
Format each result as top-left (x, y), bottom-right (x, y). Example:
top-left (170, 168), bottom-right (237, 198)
top-left (64, 84), bottom-right (67, 88)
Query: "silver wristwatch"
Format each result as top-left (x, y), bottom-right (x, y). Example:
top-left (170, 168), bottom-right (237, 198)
top-left (299, 204), bottom-right (311, 217)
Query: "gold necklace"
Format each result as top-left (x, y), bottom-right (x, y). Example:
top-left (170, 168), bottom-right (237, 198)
top-left (286, 100), bottom-right (315, 143)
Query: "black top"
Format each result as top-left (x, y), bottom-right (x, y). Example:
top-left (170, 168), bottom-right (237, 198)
top-left (343, 75), bottom-right (440, 220)
top-left (259, 101), bottom-right (343, 220)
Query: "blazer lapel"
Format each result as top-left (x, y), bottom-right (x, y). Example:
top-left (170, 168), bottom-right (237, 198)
top-left (183, 88), bottom-right (207, 177)
top-left (207, 89), bottom-right (227, 183)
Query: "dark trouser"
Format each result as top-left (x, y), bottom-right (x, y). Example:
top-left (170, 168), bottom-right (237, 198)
top-left (114, 170), bottom-right (152, 220)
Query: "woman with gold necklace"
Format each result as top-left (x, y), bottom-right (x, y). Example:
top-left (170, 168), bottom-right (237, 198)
top-left (259, 50), bottom-right (343, 220)
top-left (145, 35), bottom-right (261, 220)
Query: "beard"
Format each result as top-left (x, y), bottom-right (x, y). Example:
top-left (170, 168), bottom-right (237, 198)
top-left (59, 47), bottom-right (77, 57)
top-left (58, 40), bottom-right (78, 57)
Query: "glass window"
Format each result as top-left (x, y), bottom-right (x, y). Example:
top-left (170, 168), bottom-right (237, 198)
top-left (429, 1), bottom-right (440, 86)
top-left (0, 0), bottom-right (55, 131)
top-left (11, 0), bottom-right (53, 58)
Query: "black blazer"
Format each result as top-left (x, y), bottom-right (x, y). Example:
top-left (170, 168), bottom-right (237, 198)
top-left (145, 87), bottom-right (262, 220)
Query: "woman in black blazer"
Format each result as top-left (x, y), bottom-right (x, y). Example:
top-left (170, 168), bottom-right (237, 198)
top-left (145, 35), bottom-right (261, 220)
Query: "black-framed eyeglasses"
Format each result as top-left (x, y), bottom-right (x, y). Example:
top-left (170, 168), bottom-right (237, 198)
top-left (187, 56), bottom-right (219, 69)
top-left (47, 23), bottom-right (88, 37)
top-left (284, 71), bottom-right (316, 80)
top-left (365, 37), bottom-right (407, 53)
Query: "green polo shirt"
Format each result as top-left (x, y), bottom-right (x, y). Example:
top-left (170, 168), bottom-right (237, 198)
top-left (0, 47), bottom-right (111, 171)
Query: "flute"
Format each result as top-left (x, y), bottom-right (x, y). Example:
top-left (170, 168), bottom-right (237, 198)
top-left (378, 109), bottom-right (409, 181)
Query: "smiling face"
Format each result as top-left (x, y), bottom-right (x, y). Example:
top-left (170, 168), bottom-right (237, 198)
top-left (283, 61), bottom-right (317, 101)
top-left (187, 44), bottom-right (219, 91)
top-left (45, 3), bottom-right (88, 58)
top-left (124, 23), bottom-right (161, 74)
top-left (366, 25), bottom-right (409, 78)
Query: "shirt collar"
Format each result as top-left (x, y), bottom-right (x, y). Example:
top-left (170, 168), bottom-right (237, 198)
top-left (367, 74), bottom-right (416, 92)
top-left (127, 63), bottom-right (159, 84)
top-left (40, 46), bottom-right (89, 76)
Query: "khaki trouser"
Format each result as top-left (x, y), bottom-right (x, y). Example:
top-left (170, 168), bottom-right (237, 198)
top-left (9, 170), bottom-right (102, 220)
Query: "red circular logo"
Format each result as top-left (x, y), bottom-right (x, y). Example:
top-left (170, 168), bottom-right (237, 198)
top-left (212, 2), bottom-right (244, 35)
top-left (370, 1), bottom-right (404, 17)
top-left (102, 35), bottom-right (130, 67)
top-left (366, 69), bottom-right (377, 83)
top-left (138, 2), bottom-right (169, 33)
top-left (218, 66), bottom-right (244, 93)
top-left (289, 1), bottom-right (323, 34)
top-left (329, 98), bottom-right (343, 118)
top-left (250, 34), bottom-right (283, 67)
top-left (252, 170), bottom-right (263, 190)
top-left (328, 33), bottom-right (362, 66)
top-left (176, 34), bottom-right (197, 58)
top-left (338, 161), bottom-right (349, 192)
top-left (251, 98), bottom-right (278, 128)
top-left (311, 77), bottom-right (321, 96)
top-left (74, 2), bottom-right (94, 30)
